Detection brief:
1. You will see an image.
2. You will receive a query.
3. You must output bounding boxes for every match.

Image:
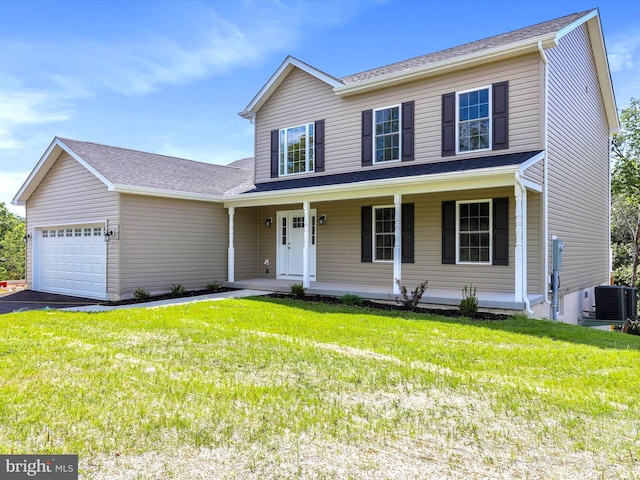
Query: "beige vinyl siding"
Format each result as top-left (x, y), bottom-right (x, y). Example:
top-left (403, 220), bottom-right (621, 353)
top-left (120, 194), bottom-right (227, 296)
top-left (256, 205), bottom-right (286, 279)
top-left (527, 192), bottom-right (542, 293)
top-left (522, 160), bottom-right (544, 186)
top-left (253, 188), bottom-right (517, 292)
top-left (255, 54), bottom-right (542, 184)
top-left (25, 152), bottom-right (120, 299)
top-left (546, 23), bottom-right (610, 295)
top-left (234, 207), bottom-right (258, 280)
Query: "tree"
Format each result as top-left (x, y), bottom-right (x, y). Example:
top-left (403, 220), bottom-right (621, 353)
top-left (612, 98), bottom-right (640, 286)
top-left (0, 202), bottom-right (25, 281)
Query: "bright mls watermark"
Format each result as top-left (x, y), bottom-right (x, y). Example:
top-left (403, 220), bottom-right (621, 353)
top-left (0, 455), bottom-right (77, 479)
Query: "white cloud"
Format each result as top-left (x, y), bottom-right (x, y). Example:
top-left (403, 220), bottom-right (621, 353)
top-left (0, 87), bottom-right (70, 150)
top-left (608, 34), bottom-right (640, 72)
top-left (0, 171), bottom-right (28, 216)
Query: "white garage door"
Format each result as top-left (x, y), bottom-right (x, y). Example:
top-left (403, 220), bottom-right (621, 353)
top-left (34, 225), bottom-right (107, 300)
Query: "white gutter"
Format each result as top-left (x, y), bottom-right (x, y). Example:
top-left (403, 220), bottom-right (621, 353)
top-left (112, 185), bottom-right (224, 203)
top-left (516, 172), bottom-right (534, 316)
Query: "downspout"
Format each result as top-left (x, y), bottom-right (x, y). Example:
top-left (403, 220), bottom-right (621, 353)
top-left (516, 173), bottom-right (534, 316)
top-left (538, 40), bottom-right (551, 311)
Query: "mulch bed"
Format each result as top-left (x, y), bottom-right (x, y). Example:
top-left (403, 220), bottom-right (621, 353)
top-left (267, 293), bottom-right (511, 321)
top-left (101, 287), bottom-right (238, 306)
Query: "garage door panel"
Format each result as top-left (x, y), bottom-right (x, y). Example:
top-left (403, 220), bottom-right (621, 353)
top-left (35, 224), bottom-right (107, 300)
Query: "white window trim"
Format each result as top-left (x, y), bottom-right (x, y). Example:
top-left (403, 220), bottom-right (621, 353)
top-left (279, 122), bottom-right (315, 176)
top-left (373, 104), bottom-right (402, 164)
top-left (456, 198), bottom-right (492, 265)
top-left (373, 205), bottom-right (395, 263)
top-left (455, 85), bottom-right (492, 155)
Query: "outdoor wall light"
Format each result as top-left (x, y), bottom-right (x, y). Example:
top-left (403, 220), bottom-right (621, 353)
top-left (23, 234), bottom-right (31, 242)
top-left (265, 217), bottom-right (273, 227)
top-left (318, 214), bottom-right (327, 225)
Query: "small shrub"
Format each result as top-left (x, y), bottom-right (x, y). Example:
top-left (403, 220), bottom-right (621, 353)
top-left (170, 283), bottom-right (186, 296)
top-left (290, 283), bottom-right (306, 298)
top-left (133, 288), bottom-right (150, 300)
top-left (459, 284), bottom-right (479, 317)
top-left (340, 293), bottom-right (363, 306)
top-left (206, 281), bottom-right (221, 291)
top-left (395, 279), bottom-right (428, 311)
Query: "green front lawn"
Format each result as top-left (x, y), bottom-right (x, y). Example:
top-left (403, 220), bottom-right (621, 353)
top-left (1, 298), bottom-right (639, 478)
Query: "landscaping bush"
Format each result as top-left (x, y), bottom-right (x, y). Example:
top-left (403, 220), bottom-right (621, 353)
top-left (170, 283), bottom-right (186, 296)
top-left (459, 284), bottom-right (479, 317)
top-left (133, 288), bottom-right (150, 300)
top-left (290, 283), bottom-right (306, 298)
top-left (395, 279), bottom-right (428, 311)
top-left (339, 293), bottom-right (363, 306)
top-left (206, 281), bottom-right (221, 291)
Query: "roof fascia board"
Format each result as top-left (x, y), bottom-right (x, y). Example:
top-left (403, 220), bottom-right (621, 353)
top-left (12, 138), bottom-right (61, 205)
top-left (57, 139), bottom-right (115, 190)
top-left (239, 56), bottom-right (342, 119)
top-left (586, 15), bottom-right (619, 131)
top-left (519, 151), bottom-right (546, 173)
top-left (554, 9), bottom-right (597, 42)
top-left (113, 184), bottom-right (223, 203)
top-left (12, 137), bottom-right (114, 206)
top-left (521, 178), bottom-right (543, 193)
top-left (334, 35), bottom-right (556, 97)
top-left (224, 166), bottom-right (519, 208)
top-left (554, 10), bottom-right (618, 131)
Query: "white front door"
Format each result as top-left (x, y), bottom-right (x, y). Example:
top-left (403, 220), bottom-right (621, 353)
top-left (277, 210), bottom-right (316, 279)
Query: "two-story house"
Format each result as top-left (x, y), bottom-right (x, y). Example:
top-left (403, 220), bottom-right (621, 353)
top-left (13, 9), bottom-right (617, 323)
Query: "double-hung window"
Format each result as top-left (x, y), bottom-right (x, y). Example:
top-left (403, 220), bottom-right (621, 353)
top-left (457, 87), bottom-right (490, 153)
top-left (374, 206), bottom-right (395, 261)
top-left (374, 106), bottom-right (400, 163)
top-left (279, 123), bottom-right (314, 175)
top-left (457, 200), bottom-right (491, 263)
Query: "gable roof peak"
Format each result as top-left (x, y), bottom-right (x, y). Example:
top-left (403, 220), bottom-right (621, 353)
top-left (339, 9), bottom-right (596, 87)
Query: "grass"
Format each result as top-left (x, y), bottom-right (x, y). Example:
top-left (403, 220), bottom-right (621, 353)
top-left (1, 297), bottom-right (639, 479)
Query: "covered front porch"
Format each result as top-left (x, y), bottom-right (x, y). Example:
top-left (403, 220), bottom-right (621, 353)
top-left (226, 277), bottom-right (544, 313)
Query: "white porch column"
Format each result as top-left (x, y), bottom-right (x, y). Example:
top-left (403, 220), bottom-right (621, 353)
top-left (228, 207), bottom-right (235, 282)
top-left (303, 201), bottom-right (310, 288)
top-left (514, 182), bottom-right (524, 303)
top-left (393, 194), bottom-right (402, 294)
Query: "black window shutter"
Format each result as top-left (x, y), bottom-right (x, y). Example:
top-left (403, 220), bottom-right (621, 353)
top-left (492, 81), bottom-right (509, 150)
top-left (361, 206), bottom-right (373, 262)
top-left (314, 120), bottom-right (325, 172)
top-left (270, 129), bottom-right (279, 178)
top-left (362, 109), bottom-right (373, 166)
top-left (401, 101), bottom-right (415, 162)
top-left (401, 203), bottom-right (414, 263)
top-left (441, 93), bottom-right (456, 157)
top-left (493, 197), bottom-right (509, 265)
top-left (442, 201), bottom-right (456, 264)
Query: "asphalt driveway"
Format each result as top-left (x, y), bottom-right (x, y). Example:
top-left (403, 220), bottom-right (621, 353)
top-left (0, 290), bottom-right (99, 315)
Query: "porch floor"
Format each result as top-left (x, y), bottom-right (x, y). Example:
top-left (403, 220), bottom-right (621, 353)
top-left (226, 278), bottom-right (543, 312)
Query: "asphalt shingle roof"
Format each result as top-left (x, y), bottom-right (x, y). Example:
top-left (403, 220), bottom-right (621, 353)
top-left (340, 10), bottom-right (591, 85)
top-left (59, 138), bottom-right (254, 197)
top-left (246, 150), bottom-right (543, 194)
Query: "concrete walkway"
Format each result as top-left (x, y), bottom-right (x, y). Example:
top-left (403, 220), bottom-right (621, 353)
top-left (65, 289), bottom-right (273, 313)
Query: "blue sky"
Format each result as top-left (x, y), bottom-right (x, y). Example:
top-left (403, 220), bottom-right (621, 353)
top-left (2, 0), bottom-right (639, 215)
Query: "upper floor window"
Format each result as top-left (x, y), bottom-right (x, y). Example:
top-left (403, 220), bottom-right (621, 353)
top-left (441, 82), bottom-right (508, 157)
top-left (279, 123), bottom-right (314, 176)
top-left (374, 106), bottom-right (400, 163)
top-left (457, 88), bottom-right (490, 153)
